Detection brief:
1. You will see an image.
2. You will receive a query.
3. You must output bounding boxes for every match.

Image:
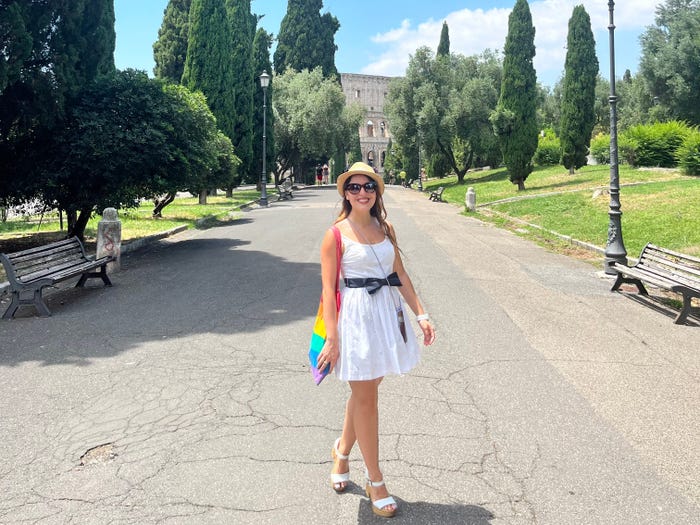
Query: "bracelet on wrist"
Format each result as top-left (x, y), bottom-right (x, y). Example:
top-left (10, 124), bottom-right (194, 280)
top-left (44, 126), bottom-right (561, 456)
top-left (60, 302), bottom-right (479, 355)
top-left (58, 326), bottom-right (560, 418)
top-left (416, 313), bottom-right (430, 322)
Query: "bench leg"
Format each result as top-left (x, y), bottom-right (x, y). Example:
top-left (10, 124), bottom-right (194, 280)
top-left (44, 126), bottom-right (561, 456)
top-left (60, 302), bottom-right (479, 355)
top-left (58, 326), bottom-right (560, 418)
top-left (76, 266), bottom-right (112, 288)
top-left (610, 274), bottom-right (648, 295)
top-left (2, 289), bottom-right (51, 319)
top-left (674, 295), bottom-right (693, 325)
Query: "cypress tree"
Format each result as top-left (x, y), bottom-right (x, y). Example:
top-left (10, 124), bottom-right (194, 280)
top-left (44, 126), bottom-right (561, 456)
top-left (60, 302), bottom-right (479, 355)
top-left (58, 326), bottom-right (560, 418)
top-left (560, 5), bottom-right (598, 174)
top-left (491, 0), bottom-right (538, 190)
top-left (252, 28), bottom-right (275, 184)
top-left (274, 0), bottom-right (339, 77)
top-left (225, 0), bottom-right (255, 181)
top-left (437, 21), bottom-right (450, 57)
top-left (182, 0), bottom-right (237, 151)
top-left (153, 0), bottom-right (192, 83)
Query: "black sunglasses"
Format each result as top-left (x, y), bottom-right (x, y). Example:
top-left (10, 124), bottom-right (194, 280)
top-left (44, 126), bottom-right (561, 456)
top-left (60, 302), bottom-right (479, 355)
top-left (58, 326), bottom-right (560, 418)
top-left (345, 182), bottom-right (378, 194)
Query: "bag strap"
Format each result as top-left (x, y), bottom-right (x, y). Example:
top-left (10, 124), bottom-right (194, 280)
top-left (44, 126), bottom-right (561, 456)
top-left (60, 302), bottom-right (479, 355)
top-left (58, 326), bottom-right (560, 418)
top-left (331, 226), bottom-right (342, 292)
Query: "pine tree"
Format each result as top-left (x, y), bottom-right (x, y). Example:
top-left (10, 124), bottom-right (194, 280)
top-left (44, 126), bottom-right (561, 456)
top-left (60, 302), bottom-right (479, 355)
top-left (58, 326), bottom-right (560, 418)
top-left (560, 5), bottom-right (598, 174)
top-left (153, 0), bottom-right (192, 83)
top-left (273, 0), bottom-right (339, 77)
top-left (252, 28), bottom-right (275, 184)
top-left (437, 21), bottom-right (450, 57)
top-left (491, 0), bottom-right (538, 190)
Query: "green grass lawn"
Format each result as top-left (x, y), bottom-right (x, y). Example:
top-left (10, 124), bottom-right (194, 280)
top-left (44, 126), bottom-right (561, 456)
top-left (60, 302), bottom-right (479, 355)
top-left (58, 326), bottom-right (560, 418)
top-left (0, 191), bottom-right (261, 249)
top-left (423, 165), bottom-right (700, 258)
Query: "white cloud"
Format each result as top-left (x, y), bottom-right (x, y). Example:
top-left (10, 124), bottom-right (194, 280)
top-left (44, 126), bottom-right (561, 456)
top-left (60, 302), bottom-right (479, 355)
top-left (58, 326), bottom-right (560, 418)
top-left (362, 1), bottom-right (659, 85)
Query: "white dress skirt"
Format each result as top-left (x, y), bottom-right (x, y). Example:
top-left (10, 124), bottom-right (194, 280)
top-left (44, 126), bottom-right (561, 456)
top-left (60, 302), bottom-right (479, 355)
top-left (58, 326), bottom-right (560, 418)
top-left (335, 235), bottom-right (421, 381)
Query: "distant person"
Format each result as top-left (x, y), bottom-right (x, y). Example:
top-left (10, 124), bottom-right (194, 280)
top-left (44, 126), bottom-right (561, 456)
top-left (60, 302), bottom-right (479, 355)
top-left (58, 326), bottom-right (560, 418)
top-left (316, 166), bottom-right (323, 186)
top-left (315, 162), bottom-right (436, 518)
top-left (322, 164), bottom-right (330, 185)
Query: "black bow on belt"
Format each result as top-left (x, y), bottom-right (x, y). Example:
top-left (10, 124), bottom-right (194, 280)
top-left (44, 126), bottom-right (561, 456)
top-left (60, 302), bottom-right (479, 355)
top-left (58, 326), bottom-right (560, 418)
top-left (344, 272), bottom-right (402, 295)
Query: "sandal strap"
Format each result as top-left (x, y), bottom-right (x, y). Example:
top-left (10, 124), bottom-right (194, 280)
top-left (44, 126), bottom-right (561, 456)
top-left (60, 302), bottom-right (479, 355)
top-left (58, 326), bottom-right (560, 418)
top-left (331, 472), bottom-right (350, 483)
top-left (334, 438), bottom-right (349, 460)
top-left (367, 478), bottom-right (385, 488)
top-left (372, 496), bottom-right (396, 509)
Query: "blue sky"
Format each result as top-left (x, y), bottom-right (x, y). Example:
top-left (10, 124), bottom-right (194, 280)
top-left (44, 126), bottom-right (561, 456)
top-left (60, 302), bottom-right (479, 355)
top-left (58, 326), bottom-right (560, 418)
top-left (114, 0), bottom-right (661, 88)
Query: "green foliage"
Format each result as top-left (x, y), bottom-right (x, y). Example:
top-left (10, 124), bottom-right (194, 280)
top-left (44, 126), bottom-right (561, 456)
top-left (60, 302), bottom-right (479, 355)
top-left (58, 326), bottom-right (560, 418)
top-left (493, 0), bottom-right (538, 190)
top-left (620, 120), bottom-right (692, 167)
top-left (589, 133), bottom-right (610, 164)
top-left (224, 0), bottom-right (255, 179)
top-left (639, 0), bottom-right (700, 125)
top-left (533, 129), bottom-right (561, 166)
top-left (182, 0), bottom-right (237, 144)
top-left (273, 0), bottom-right (339, 78)
top-left (437, 21), bottom-right (450, 57)
top-left (676, 128), bottom-right (700, 176)
top-left (559, 5), bottom-right (598, 172)
top-left (272, 67), bottom-right (360, 179)
top-left (153, 0), bottom-right (192, 82)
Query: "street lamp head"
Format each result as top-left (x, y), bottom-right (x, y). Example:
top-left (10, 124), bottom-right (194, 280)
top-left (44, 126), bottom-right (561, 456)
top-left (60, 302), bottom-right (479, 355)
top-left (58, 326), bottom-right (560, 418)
top-left (259, 70), bottom-right (270, 89)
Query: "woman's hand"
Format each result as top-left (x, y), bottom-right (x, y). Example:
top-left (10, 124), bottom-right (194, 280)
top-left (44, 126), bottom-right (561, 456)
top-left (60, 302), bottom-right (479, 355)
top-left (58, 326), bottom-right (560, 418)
top-left (418, 320), bottom-right (436, 346)
top-left (317, 337), bottom-right (339, 373)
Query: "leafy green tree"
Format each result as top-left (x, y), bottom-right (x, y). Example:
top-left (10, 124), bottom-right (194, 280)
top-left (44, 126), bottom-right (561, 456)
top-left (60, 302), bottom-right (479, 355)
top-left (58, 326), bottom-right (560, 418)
top-left (412, 48), bottom-right (502, 182)
top-left (274, 0), bottom-right (339, 77)
top-left (437, 21), bottom-right (450, 57)
top-left (224, 0), bottom-right (255, 180)
top-left (153, 0), bottom-right (192, 83)
top-left (639, 0), bottom-right (700, 125)
top-left (28, 70), bottom-right (236, 238)
top-left (252, 28), bottom-right (276, 184)
top-left (182, 0), bottom-right (237, 179)
top-left (1, 0), bottom-right (115, 228)
top-left (559, 5), bottom-right (598, 174)
top-left (272, 67), bottom-right (362, 182)
top-left (491, 0), bottom-right (538, 190)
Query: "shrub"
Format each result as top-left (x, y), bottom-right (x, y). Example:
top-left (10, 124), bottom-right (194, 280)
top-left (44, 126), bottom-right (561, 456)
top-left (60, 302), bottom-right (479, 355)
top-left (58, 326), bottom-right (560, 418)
top-left (533, 129), bottom-right (561, 166)
top-left (676, 128), bottom-right (700, 176)
top-left (620, 121), bottom-right (692, 167)
top-left (589, 133), bottom-right (610, 164)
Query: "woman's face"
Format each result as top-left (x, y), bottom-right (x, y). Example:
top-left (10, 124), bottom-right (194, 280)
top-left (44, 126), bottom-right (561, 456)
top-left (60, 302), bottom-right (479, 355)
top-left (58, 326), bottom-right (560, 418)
top-left (345, 175), bottom-right (377, 211)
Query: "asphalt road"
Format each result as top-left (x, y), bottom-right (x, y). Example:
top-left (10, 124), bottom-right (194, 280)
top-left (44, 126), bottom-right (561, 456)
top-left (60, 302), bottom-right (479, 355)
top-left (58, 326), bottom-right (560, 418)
top-left (0, 186), bottom-right (698, 524)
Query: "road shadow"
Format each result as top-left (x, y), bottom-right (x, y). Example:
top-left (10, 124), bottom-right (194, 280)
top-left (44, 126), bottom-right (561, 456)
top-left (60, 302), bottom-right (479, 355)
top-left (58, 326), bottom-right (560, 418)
top-left (616, 290), bottom-right (699, 327)
top-left (357, 497), bottom-right (494, 524)
top-left (0, 228), bottom-right (325, 366)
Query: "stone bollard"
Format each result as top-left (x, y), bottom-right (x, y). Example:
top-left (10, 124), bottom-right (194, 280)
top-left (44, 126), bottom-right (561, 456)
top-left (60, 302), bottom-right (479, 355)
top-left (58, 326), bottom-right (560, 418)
top-left (96, 208), bottom-right (122, 272)
top-left (465, 187), bottom-right (476, 211)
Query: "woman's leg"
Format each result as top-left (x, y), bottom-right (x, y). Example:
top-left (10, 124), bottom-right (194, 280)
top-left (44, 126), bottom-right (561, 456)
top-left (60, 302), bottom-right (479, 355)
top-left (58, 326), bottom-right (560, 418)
top-left (349, 378), bottom-right (396, 511)
top-left (331, 396), bottom-right (356, 491)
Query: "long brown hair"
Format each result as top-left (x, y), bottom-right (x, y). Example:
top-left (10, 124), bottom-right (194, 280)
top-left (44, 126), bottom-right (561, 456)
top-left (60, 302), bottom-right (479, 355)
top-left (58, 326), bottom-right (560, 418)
top-left (335, 189), bottom-right (400, 251)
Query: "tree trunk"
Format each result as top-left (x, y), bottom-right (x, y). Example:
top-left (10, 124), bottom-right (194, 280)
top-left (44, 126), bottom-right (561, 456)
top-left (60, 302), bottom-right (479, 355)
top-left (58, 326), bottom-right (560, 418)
top-left (225, 188), bottom-right (233, 198)
top-left (66, 209), bottom-right (78, 235)
top-left (515, 179), bottom-right (526, 191)
top-left (153, 192), bottom-right (176, 217)
top-left (198, 189), bottom-right (207, 204)
top-left (68, 207), bottom-right (93, 241)
top-left (569, 166), bottom-right (575, 175)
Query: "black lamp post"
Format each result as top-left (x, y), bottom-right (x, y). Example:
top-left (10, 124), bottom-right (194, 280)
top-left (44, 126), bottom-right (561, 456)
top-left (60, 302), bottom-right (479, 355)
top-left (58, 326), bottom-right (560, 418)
top-left (259, 70), bottom-right (270, 207)
top-left (604, 0), bottom-right (627, 274)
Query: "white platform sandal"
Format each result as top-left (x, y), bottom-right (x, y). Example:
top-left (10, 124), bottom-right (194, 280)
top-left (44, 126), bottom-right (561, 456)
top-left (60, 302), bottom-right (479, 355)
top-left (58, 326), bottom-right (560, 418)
top-left (365, 475), bottom-right (397, 518)
top-left (330, 438), bottom-right (350, 493)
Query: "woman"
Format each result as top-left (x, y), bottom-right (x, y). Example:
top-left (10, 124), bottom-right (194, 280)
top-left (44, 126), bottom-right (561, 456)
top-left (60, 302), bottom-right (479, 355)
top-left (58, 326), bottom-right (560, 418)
top-left (316, 162), bottom-right (436, 518)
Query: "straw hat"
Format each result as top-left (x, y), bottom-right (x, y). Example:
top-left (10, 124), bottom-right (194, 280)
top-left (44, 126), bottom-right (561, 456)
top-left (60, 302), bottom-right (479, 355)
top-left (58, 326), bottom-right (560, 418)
top-left (336, 162), bottom-right (385, 196)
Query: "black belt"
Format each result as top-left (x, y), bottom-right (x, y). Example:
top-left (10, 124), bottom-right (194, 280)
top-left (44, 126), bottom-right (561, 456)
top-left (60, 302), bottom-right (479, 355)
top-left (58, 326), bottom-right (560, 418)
top-left (344, 272), bottom-right (402, 295)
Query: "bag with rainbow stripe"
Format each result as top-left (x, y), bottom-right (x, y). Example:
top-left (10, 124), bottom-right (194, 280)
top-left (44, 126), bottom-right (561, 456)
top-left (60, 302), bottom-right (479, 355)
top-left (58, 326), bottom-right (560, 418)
top-left (309, 226), bottom-right (342, 385)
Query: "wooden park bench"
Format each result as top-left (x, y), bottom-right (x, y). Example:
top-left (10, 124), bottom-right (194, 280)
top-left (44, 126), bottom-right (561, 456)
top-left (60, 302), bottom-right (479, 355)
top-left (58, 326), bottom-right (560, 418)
top-left (276, 179), bottom-right (293, 201)
top-left (1, 237), bottom-right (115, 319)
top-left (429, 187), bottom-right (445, 202)
top-left (610, 243), bottom-right (700, 325)
top-left (402, 178), bottom-right (415, 188)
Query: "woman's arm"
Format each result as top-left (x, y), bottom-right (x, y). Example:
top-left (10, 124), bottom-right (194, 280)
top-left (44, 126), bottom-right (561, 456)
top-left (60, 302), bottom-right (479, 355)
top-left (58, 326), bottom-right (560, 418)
top-left (319, 227), bottom-right (342, 370)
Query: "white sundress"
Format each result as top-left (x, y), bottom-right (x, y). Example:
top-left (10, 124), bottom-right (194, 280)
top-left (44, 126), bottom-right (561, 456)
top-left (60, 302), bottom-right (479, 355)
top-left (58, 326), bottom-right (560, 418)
top-left (335, 235), bottom-right (421, 381)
